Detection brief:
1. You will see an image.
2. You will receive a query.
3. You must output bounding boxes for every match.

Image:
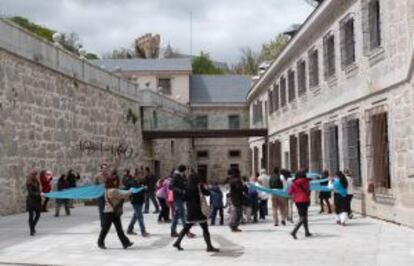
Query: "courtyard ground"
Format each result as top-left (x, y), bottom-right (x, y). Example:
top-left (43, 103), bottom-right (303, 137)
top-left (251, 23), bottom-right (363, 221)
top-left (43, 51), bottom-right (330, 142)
top-left (0, 204), bottom-right (413, 266)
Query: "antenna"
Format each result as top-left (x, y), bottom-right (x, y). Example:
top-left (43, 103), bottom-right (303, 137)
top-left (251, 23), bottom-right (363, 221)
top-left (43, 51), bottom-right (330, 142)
top-left (190, 10), bottom-right (193, 56)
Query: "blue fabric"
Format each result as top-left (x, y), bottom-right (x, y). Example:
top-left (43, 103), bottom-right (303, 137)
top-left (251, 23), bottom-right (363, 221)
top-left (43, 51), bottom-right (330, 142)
top-left (310, 178), bottom-right (329, 184)
top-left (248, 183), bottom-right (289, 198)
top-left (332, 179), bottom-right (348, 197)
top-left (45, 185), bottom-right (144, 199)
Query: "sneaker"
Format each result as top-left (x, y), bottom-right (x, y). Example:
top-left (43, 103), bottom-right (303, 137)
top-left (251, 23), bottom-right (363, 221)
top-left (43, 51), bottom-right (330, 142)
top-left (281, 221), bottom-right (286, 226)
top-left (173, 242), bottom-right (183, 251)
top-left (127, 231), bottom-right (137, 235)
top-left (290, 232), bottom-right (297, 240)
top-left (206, 246), bottom-right (220, 252)
top-left (305, 233), bottom-right (313, 237)
top-left (97, 243), bottom-right (106, 249)
top-left (231, 228), bottom-right (242, 233)
top-left (274, 223), bottom-right (279, 227)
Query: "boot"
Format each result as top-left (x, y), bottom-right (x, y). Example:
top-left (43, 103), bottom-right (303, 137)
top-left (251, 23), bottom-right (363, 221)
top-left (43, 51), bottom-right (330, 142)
top-left (173, 229), bottom-right (186, 251)
top-left (303, 218), bottom-right (312, 237)
top-left (203, 231), bottom-right (219, 252)
top-left (290, 217), bottom-right (304, 240)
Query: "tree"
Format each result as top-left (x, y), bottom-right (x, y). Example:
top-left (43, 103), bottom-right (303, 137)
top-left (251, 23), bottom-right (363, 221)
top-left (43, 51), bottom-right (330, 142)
top-left (102, 47), bottom-right (134, 59)
top-left (259, 34), bottom-right (290, 61)
top-left (10, 16), bottom-right (55, 42)
top-left (85, 53), bottom-right (99, 60)
top-left (192, 52), bottom-right (224, 75)
top-left (232, 48), bottom-right (260, 75)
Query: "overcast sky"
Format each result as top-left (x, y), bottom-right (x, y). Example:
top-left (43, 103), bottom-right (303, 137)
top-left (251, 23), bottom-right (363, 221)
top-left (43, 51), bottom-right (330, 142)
top-left (0, 0), bottom-right (314, 64)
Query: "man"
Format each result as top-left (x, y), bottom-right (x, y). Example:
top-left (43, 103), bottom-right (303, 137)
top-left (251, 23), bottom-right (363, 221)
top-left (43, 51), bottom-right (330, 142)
top-left (170, 165), bottom-right (194, 238)
top-left (123, 169), bottom-right (150, 237)
top-left (258, 168), bottom-right (270, 220)
top-left (144, 167), bottom-right (160, 214)
top-left (269, 167), bottom-right (287, 226)
top-left (94, 163), bottom-right (108, 228)
top-left (229, 168), bottom-right (248, 232)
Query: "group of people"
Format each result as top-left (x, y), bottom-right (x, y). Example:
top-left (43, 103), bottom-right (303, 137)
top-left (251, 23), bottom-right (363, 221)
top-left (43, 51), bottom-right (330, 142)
top-left (25, 169), bottom-right (80, 236)
top-left (25, 159), bottom-right (356, 250)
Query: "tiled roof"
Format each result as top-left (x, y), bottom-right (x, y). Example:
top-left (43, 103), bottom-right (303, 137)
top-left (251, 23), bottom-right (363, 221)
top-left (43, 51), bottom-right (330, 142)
top-left (190, 75), bottom-right (251, 103)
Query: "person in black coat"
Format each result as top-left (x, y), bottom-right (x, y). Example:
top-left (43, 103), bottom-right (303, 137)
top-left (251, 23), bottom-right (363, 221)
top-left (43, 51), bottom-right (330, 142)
top-left (228, 168), bottom-right (248, 232)
top-left (319, 170), bottom-right (332, 214)
top-left (123, 170), bottom-right (150, 237)
top-left (172, 172), bottom-right (219, 252)
top-left (26, 171), bottom-right (42, 236)
top-left (67, 169), bottom-right (80, 208)
top-left (144, 167), bottom-right (160, 213)
top-left (55, 174), bottom-right (71, 217)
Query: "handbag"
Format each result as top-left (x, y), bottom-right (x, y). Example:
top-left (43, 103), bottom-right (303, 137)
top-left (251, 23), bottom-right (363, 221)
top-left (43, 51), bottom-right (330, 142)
top-left (199, 186), bottom-right (210, 217)
top-left (167, 189), bottom-right (174, 203)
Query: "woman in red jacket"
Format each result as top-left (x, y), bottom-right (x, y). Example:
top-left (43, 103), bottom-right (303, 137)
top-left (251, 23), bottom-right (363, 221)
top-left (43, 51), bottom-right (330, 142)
top-left (288, 170), bottom-right (312, 239)
top-left (40, 170), bottom-right (53, 212)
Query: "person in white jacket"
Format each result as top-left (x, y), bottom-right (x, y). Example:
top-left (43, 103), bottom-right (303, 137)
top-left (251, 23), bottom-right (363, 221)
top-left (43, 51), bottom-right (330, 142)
top-left (257, 169), bottom-right (270, 220)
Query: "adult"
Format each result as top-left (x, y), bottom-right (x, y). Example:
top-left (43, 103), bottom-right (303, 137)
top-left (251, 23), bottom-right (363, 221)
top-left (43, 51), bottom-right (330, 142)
top-left (55, 174), bottom-right (71, 217)
top-left (281, 169), bottom-right (294, 222)
top-left (94, 163), bottom-right (109, 228)
top-left (26, 171), bottom-right (42, 236)
top-left (318, 170), bottom-right (332, 214)
top-left (170, 165), bottom-right (194, 237)
top-left (156, 174), bottom-right (171, 223)
top-left (330, 171), bottom-right (349, 226)
top-left (67, 169), bottom-right (80, 208)
top-left (228, 168), bottom-right (248, 232)
top-left (269, 167), bottom-right (287, 226)
top-left (257, 169), bottom-right (270, 220)
top-left (288, 170), bottom-right (312, 239)
top-left (39, 170), bottom-right (53, 212)
top-left (209, 181), bottom-right (224, 225)
top-left (97, 173), bottom-right (134, 249)
top-left (123, 169), bottom-right (150, 237)
top-left (344, 169), bottom-right (354, 219)
top-left (172, 173), bottom-right (219, 252)
top-left (144, 167), bottom-right (160, 214)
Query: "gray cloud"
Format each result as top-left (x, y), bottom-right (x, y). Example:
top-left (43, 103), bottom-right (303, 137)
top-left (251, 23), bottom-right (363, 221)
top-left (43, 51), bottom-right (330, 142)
top-left (0, 0), bottom-right (313, 64)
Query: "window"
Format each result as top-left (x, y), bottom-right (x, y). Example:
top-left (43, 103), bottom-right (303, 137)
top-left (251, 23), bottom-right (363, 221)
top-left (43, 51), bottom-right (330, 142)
top-left (310, 128), bottom-right (323, 173)
top-left (299, 132), bottom-right (309, 170)
top-left (158, 78), bottom-right (171, 94)
top-left (171, 140), bottom-right (175, 156)
top-left (195, 115), bottom-right (208, 129)
top-left (261, 142), bottom-right (268, 171)
top-left (324, 124), bottom-right (339, 175)
top-left (230, 164), bottom-right (239, 170)
top-left (269, 140), bottom-right (282, 171)
top-left (323, 34), bottom-right (336, 78)
top-left (369, 0), bottom-right (381, 49)
top-left (229, 150), bottom-right (241, 158)
top-left (228, 115), bottom-right (241, 129)
top-left (197, 164), bottom-right (208, 179)
top-left (309, 49), bottom-right (319, 87)
top-left (343, 118), bottom-right (362, 187)
top-left (289, 135), bottom-right (298, 172)
top-left (280, 77), bottom-right (287, 107)
top-left (252, 101), bottom-right (263, 126)
top-left (340, 17), bottom-right (356, 68)
top-left (297, 60), bottom-right (307, 96)
top-left (197, 150), bottom-right (209, 159)
top-left (268, 90), bottom-right (274, 114)
top-left (152, 111), bottom-right (158, 129)
top-left (273, 84), bottom-right (280, 111)
top-left (288, 70), bottom-right (296, 102)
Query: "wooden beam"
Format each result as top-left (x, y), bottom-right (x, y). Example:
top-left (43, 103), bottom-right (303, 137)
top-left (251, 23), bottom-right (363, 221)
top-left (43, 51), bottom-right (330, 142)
top-left (142, 128), bottom-right (268, 139)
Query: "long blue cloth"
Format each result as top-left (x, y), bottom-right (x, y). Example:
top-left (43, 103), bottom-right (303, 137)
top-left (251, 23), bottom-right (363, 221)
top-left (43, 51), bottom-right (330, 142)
top-left (45, 185), bottom-right (144, 199)
top-left (248, 182), bottom-right (333, 198)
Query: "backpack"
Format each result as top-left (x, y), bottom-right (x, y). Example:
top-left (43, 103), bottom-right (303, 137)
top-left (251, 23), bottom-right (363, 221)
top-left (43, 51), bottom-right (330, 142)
top-left (269, 174), bottom-right (284, 189)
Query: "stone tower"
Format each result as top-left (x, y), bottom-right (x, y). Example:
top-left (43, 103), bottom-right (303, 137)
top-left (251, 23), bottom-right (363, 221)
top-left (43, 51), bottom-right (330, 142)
top-left (135, 33), bottom-right (160, 59)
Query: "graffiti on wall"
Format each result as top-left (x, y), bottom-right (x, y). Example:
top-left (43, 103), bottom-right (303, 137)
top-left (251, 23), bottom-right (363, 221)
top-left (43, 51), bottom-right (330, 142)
top-left (79, 140), bottom-right (138, 159)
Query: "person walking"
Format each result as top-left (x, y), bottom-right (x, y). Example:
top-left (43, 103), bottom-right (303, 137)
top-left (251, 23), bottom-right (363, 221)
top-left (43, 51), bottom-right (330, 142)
top-left (318, 170), bottom-right (332, 214)
top-left (123, 169), bottom-right (150, 237)
top-left (172, 172), bottom-right (219, 252)
top-left (258, 169), bottom-right (270, 220)
top-left (144, 167), bottom-right (160, 214)
top-left (97, 173), bottom-right (134, 249)
top-left (156, 174), bottom-right (171, 223)
top-left (269, 167), bottom-right (287, 226)
top-left (170, 165), bottom-right (194, 237)
top-left (288, 170), bottom-right (312, 239)
top-left (330, 171), bottom-right (349, 226)
top-left (39, 170), bottom-right (53, 212)
top-left (67, 169), bottom-right (80, 208)
top-left (209, 182), bottom-right (224, 225)
top-left (229, 168), bottom-right (248, 232)
top-left (344, 170), bottom-right (354, 219)
top-left (55, 174), bottom-right (71, 217)
top-left (26, 171), bottom-right (42, 236)
top-left (94, 163), bottom-right (109, 228)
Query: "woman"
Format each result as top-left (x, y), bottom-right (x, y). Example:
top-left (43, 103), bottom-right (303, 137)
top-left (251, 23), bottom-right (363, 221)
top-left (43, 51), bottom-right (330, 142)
top-left (344, 170), bottom-right (354, 219)
top-left (318, 170), bottom-right (332, 214)
top-left (97, 172), bottom-right (134, 249)
top-left (26, 171), bottom-right (42, 236)
top-left (288, 170), bottom-right (312, 239)
top-left (209, 181), bottom-right (224, 225)
top-left (156, 174), bottom-right (171, 223)
top-left (330, 171), bottom-right (348, 226)
top-left (39, 170), bottom-right (53, 212)
top-left (55, 174), bottom-right (71, 217)
top-left (172, 172), bottom-right (219, 252)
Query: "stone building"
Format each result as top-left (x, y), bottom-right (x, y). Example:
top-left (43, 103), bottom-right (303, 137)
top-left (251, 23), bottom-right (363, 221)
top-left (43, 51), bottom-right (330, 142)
top-left (247, 0), bottom-right (414, 227)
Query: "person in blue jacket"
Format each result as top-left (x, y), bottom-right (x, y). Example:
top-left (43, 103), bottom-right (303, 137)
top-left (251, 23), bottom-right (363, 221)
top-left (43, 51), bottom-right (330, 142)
top-left (329, 171), bottom-right (348, 226)
top-left (209, 182), bottom-right (224, 225)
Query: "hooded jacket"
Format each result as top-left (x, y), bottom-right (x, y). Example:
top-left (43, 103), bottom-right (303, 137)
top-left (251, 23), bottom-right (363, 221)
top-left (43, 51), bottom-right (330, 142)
top-left (288, 177), bottom-right (310, 203)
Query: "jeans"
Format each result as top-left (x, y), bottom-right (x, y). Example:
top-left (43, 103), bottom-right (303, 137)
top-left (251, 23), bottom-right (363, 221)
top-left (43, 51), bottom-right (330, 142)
top-left (211, 207), bottom-right (224, 225)
top-left (97, 196), bottom-right (105, 228)
top-left (127, 203), bottom-right (146, 235)
top-left (171, 199), bottom-right (186, 234)
top-left (98, 212), bottom-right (131, 247)
top-left (28, 210), bottom-right (40, 234)
top-left (259, 199), bottom-right (268, 219)
top-left (144, 191), bottom-right (159, 213)
top-left (55, 199), bottom-right (70, 216)
top-left (292, 202), bottom-right (310, 235)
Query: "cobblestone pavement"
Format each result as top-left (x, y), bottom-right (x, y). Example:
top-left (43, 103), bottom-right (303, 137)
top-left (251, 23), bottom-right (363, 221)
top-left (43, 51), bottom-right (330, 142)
top-left (0, 204), bottom-right (413, 266)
